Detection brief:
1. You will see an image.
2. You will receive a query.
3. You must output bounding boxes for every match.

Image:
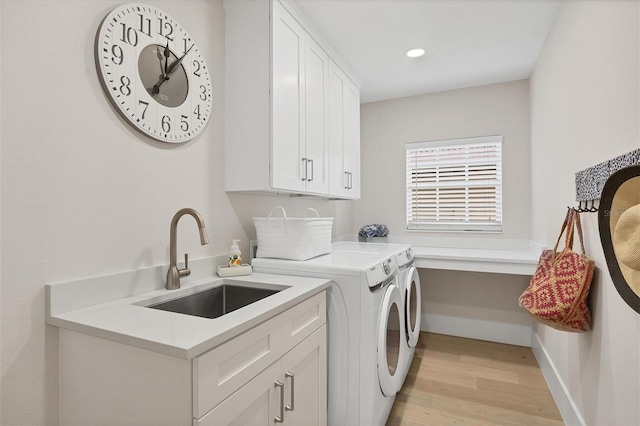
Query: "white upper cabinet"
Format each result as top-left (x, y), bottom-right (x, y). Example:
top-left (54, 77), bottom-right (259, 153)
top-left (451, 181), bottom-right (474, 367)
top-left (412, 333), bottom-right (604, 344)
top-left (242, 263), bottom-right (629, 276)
top-left (224, 0), bottom-right (359, 199)
top-left (328, 60), bottom-right (361, 199)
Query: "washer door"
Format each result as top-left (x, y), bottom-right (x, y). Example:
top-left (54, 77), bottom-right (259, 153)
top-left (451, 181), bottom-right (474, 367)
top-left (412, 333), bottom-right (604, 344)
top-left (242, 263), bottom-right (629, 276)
top-left (405, 266), bottom-right (422, 347)
top-left (377, 283), bottom-right (403, 396)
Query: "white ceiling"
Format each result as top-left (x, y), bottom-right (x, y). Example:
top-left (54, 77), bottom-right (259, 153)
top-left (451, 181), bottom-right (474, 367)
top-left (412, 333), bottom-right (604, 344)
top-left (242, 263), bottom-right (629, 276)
top-left (289, 0), bottom-right (561, 103)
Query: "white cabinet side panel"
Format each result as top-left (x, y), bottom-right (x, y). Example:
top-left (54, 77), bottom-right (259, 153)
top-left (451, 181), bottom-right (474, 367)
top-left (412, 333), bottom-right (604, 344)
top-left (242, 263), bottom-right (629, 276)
top-left (59, 329), bottom-right (191, 425)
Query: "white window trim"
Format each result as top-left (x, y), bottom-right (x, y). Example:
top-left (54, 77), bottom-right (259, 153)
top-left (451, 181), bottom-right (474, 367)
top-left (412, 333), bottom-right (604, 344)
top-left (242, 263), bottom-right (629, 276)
top-left (405, 135), bottom-right (503, 232)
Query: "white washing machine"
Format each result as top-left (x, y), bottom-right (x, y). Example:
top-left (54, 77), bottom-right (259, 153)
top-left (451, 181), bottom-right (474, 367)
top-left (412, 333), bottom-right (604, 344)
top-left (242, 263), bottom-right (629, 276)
top-left (331, 242), bottom-right (422, 386)
top-left (395, 247), bottom-right (421, 384)
top-left (252, 250), bottom-right (406, 426)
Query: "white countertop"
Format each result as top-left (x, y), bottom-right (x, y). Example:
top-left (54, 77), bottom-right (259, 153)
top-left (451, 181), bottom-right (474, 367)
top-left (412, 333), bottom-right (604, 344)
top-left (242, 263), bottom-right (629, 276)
top-left (335, 236), bottom-right (543, 275)
top-left (47, 271), bottom-right (330, 359)
top-left (412, 245), bottom-right (541, 275)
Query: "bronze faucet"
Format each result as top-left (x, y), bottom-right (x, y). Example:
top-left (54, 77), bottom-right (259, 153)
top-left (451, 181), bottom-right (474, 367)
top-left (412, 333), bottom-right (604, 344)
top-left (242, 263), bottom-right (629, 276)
top-left (166, 208), bottom-right (209, 290)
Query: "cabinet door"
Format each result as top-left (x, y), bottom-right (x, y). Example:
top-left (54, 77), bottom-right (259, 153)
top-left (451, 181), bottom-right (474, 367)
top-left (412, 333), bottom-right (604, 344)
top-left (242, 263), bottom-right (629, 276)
top-left (342, 79), bottom-right (361, 198)
top-left (272, 1), bottom-right (305, 192)
top-left (280, 325), bottom-right (327, 426)
top-left (303, 36), bottom-right (329, 195)
top-left (195, 362), bottom-right (281, 426)
top-left (328, 61), bottom-right (360, 199)
top-left (328, 62), bottom-right (345, 196)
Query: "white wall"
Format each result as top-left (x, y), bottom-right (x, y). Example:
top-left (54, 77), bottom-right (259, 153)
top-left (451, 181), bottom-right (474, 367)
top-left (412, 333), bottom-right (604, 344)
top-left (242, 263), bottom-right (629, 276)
top-left (530, 1), bottom-right (640, 424)
top-left (357, 81), bottom-right (534, 346)
top-left (355, 79), bottom-right (532, 240)
top-left (0, 1), bottom-right (352, 424)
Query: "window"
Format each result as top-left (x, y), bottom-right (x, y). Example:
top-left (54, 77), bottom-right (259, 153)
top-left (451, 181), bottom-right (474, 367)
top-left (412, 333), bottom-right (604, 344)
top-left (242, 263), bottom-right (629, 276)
top-left (405, 135), bottom-right (503, 232)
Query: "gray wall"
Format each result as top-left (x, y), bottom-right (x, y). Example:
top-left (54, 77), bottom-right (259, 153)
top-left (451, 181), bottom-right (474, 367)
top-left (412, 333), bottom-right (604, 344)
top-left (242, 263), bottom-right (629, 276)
top-left (356, 80), bottom-right (534, 347)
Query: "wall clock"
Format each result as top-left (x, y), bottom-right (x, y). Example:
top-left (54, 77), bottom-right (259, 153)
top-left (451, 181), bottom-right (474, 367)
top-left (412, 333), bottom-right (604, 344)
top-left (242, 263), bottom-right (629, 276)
top-left (95, 3), bottom-right (212, 143)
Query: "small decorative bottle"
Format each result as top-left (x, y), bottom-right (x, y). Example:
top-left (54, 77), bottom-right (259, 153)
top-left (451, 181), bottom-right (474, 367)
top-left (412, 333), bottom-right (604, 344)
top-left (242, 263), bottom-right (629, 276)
top-left (228, 240), bottom-right (242, 267)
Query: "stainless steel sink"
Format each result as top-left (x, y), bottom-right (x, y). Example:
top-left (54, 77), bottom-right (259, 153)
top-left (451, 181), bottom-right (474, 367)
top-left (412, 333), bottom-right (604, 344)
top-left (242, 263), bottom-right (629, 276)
top-left (147, 284), bottom-right (282, 319)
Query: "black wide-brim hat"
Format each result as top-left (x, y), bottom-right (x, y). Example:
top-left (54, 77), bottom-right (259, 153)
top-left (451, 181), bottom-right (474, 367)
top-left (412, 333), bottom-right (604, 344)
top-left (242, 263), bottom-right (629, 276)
top-left (598, 165), bottom-right (640, 314)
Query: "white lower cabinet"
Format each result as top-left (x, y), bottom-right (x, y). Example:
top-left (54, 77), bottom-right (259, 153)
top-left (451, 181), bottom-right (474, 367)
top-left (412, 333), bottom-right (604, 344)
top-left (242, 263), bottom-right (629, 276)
top-left (196, 325), bottom-right (326, 426)
top-left (58, 291), bottom-right (326, 426)
top-left (280, 326), bottom-right (327, 426)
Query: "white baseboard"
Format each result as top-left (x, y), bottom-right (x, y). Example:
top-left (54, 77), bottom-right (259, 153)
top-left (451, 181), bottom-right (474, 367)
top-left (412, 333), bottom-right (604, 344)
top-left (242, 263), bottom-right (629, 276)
top-left (531, 331), bottom-right (585, 426)
top-left (421, 313), bottom-right (532, 347)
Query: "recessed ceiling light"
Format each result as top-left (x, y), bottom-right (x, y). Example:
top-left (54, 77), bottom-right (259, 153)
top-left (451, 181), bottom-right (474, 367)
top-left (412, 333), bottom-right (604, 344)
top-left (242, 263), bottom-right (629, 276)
top-left (406, 48), bottom-right (425, 58)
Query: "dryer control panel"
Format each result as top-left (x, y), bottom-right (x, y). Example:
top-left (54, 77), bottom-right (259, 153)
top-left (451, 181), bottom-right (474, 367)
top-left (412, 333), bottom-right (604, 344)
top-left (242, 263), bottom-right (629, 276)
top-left (396, 247), bottom-right (414, 269)
top-left (365, 257), bottom-right (397, 288)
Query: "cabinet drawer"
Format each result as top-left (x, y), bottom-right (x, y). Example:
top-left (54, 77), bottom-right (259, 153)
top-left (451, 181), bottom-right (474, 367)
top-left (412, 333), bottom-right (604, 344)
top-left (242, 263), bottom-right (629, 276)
top-left (194, 361), bottom-right (281, 426)
top-left (281, 291), bottom-right (326, 353)
top-left (193, 315), bottom-right (283, 418)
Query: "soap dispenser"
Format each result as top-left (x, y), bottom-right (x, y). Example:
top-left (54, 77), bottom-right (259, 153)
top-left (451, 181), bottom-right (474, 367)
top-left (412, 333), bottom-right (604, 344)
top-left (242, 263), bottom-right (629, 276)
top-left (217, 240), bottom-right (251, 277)
top-left (228, 239), bottom-right (242, 267)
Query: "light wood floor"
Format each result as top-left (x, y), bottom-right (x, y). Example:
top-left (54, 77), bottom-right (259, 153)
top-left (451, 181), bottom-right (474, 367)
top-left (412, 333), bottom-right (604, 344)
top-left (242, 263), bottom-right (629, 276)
top-left (387, 333), bottom-right (564, 425)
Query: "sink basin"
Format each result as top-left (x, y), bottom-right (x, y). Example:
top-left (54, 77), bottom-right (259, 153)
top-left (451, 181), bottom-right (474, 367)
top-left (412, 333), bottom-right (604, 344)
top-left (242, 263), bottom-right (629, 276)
top-left (147, 284), bottom-right (282, 319)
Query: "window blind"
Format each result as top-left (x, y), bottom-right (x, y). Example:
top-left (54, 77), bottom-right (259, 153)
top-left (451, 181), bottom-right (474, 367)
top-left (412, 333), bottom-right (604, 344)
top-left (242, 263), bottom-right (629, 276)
top-left (405, 136), bottom-right (503, 232)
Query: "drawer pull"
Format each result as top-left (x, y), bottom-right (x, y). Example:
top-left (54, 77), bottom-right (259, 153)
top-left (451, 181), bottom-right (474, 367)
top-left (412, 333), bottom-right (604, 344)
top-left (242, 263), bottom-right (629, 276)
top-left (285, 371), bottom-right (295, 412)
top-left (274, 380), bottom-right (285, 423)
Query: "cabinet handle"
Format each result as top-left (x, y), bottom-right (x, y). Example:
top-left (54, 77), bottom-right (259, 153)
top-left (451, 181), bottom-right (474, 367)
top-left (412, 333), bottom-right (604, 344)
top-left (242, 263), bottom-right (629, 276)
top-left (307, 159), bottom-right (314, 182)
top-left (285, 371), bottom-right (295, 412)
top-left (274, 380), bottom-right (285, 423)
top-left (301, 158), bottom-right (308, 181)
top-left (345, 171), bottom-right (353, 190)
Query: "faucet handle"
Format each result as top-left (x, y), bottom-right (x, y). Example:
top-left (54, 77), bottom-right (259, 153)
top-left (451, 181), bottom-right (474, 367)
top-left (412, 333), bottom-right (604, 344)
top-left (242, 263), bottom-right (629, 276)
top-left (179, 253), bottom-right (191, 278)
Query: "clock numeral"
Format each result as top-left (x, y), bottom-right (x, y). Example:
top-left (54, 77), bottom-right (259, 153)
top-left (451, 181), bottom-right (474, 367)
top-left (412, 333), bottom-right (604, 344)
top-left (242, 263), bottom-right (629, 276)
top-left (192, 59), bottom-right (201, 77)
top-left (199, 85), bottom-right (207, 101)
top-left (120, 23), bottom-right (138, 47)
top-left (158, 18), bottom-right (174, 41)
top-left (138, 100), bottom-right (149, 120)
top-left (111, 45), bottom-right (124, 65)
top-left (138, 14), bottom-right (152, 37)
top-left (181, 115), bottom-right (189, 132)
top-left (119, 76), bottom-right (132, 96)
top-left (194, 104), bottom-right (201, 120)
top-left (161, 115), bottom-right (171, 133)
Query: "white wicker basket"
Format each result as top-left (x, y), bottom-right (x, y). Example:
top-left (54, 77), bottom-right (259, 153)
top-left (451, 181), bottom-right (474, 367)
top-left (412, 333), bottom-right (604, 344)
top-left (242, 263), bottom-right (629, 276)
top-left (253, 207), bottom-right (333, 261)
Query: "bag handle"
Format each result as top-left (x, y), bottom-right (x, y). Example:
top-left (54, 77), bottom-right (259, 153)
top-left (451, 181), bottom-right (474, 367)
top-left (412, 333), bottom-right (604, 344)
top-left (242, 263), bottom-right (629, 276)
top-left (303, 208), bottom-right (320, 218)
top-left (552, 209), bottom-right (573, 253)
top-left (572, 209), bottom-right (587, 256)
top-left (267, 206), bottom-right (287, 233)
top-left (552, 209), bottom-right (575, 262)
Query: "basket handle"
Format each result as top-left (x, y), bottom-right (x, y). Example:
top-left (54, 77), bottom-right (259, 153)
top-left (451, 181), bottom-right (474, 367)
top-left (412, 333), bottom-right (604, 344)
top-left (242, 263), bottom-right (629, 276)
top-left (303, 208), bottom-right (320, 218)
top-left (267, 206), bottom-right (287, 233)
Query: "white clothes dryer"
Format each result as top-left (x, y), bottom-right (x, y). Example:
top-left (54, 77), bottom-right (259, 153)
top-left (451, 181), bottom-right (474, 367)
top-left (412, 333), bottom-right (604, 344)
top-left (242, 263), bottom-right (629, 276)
top-left (330, 242), bottom-right (421, 386)
top-left (252, 251), bottom-right (406, 426)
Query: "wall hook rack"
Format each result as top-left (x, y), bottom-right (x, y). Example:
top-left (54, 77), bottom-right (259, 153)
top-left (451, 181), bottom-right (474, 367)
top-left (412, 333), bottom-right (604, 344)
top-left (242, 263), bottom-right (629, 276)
top-left (575, 148), bottom-right (639, 211)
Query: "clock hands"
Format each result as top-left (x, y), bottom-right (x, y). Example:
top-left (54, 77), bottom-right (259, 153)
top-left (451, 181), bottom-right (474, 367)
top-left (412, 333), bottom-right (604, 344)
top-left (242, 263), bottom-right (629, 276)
top-left (152, 43), bottom-right (194, 96)
top-left (166, 44), bottom-right (193, 78)
top-left (163, 40), bottom-right (170, 77)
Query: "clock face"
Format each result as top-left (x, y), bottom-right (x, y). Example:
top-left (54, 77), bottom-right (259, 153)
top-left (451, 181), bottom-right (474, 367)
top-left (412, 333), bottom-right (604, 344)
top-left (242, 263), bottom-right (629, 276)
top-left (96, 3), bottom-right (212, 143)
